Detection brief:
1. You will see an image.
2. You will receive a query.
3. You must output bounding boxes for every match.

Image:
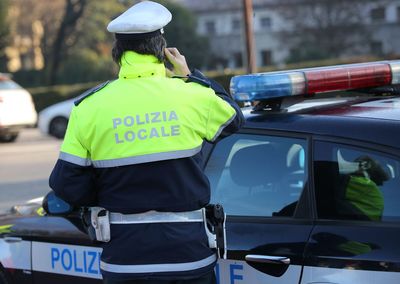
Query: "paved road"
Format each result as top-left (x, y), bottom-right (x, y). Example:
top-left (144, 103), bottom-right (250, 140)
top-left (0, 128), bottom-right (61, 214)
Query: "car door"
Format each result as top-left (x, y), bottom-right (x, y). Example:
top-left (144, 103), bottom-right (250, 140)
top-left (204, 130), bottom-right (314, 284)
top-left (26, 215), bottom-right (102, 284)
top-left (302, 140), bottom-right (400, 284)
top-left (0, 213), bottom-right (102, 284)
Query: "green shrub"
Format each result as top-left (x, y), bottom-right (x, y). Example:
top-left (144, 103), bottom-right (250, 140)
top-left (56, 51), bottom-right (117, 85)
top-left (28, 82), bottom-right (100, 112)
top-left (13, 70), bottom-right (46, 87)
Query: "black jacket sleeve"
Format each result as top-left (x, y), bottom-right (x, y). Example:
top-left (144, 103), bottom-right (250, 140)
top-left (49, 159), bottom-right (97, 207)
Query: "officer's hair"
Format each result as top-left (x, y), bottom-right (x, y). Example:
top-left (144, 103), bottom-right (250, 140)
top-left (112, 35), bottom-right (167, 65)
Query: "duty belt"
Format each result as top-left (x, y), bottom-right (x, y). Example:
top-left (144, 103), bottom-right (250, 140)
top-left (84, 205), bottom-right (226, 259)
top-left (109, 209), bottom-right (204, 224)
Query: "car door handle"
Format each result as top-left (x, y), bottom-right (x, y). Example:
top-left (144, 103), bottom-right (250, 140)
top-left (4, 237), bottom-right (22, 243)
top-left (245, 254), bottom-right (291, 265)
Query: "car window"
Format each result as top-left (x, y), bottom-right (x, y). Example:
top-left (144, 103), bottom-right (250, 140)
top-left (0, 79), bottom-right (21, 90)
top-left (205, 133), bottom-right (308, 217)
top-left (314, 141), bottom-right (400, 222)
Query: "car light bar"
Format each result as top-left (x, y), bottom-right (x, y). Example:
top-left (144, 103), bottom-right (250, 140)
top-left (231, 61), bottom-right (400, 102)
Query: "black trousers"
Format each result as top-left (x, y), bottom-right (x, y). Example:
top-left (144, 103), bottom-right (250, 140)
top-left (103, 271), bottom-right (217, 284)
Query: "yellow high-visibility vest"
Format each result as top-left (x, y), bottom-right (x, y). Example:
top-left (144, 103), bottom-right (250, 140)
top-left (60, 51), bottom-right (236, 168)
top-left (345, 175), bottom-right (384, 221)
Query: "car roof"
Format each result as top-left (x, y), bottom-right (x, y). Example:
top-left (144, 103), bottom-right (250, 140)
top-left (242, 96), bottom-right (400, 150)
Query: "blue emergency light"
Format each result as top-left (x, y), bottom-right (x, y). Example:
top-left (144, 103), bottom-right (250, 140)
top-left (231, 61), bottom-right (400, 102)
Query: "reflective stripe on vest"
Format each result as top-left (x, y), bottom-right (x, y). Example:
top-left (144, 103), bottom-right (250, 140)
top-left (59, 152), bottom-right (91, 166)
top-left (109, 209), bottom-right (204, 224)
top-left (92, 145), bottom-right (202, 168)
top-left (100, 254), bottom-right (217, 274)
top-left (59, 145), bottom-right (202, 168)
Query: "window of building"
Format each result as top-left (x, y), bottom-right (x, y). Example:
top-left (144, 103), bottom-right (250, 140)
top-left (205, 133), bottom-right (308, 217)
top-left (260, 17), bottom-right (272, 29)
top-left (370, 7), bottom-right (386, 22)
top-left (261, 49), bottom-right (272, 66)
top-left (314, 141), bottom-right (400, 222)
top-left (233, 52), bottom-right (243, 68)
top-left (205, 20), bottom-right (216, 35)
top-left (232, 18), bottom-right (241, 32)
top-left (397, 6), bottom-right (400, 22)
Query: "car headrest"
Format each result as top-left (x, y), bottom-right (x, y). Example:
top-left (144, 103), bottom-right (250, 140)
top-left (287, 144), bottom-right (304, 170)
top-left (230, 143), bottom-right (285, 187)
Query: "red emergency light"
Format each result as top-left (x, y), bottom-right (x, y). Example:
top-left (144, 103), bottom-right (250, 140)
top-left (231, 61), bottom-right (400, 102)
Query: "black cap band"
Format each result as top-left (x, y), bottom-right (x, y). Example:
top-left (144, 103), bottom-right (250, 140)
top-left (115, 30), bottom-right (162, 41)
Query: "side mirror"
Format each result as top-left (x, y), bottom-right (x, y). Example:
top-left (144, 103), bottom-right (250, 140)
top-left (42, 191), bottom-right (73, 215)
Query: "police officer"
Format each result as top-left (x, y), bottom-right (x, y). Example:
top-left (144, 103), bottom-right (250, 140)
top-left (49, 1), bottom-right (244, 283)
top-left (338, 156), bottom-right (388, 221)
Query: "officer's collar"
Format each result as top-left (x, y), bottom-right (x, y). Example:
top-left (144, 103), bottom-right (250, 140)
top-left (118, 51), bottom-right (166, 79)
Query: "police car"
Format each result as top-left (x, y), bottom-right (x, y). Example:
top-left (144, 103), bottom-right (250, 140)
top-left (1, 61), bottom-right (400, 284)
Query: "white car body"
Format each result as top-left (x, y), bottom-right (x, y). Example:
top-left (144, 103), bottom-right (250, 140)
top-left (0, 75), bottom-right (37, 142)
top-left (38, 98), bottom-right (75, 139)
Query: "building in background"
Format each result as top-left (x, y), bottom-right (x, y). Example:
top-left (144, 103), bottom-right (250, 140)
top-left (5, 4), bottom-right (45, 72)
top-left (6, 0), bottom-right (400, 74)
top-left (179, 0), bottom-right (400, 70)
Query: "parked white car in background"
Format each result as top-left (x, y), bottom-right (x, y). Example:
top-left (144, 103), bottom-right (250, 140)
top-left (38, 98), bottom-right (74, 139)
top-left (0, 74), bottom-right (37, 142)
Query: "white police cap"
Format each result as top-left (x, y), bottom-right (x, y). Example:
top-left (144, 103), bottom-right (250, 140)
top-left (107, 1), bottom-right (172, 40)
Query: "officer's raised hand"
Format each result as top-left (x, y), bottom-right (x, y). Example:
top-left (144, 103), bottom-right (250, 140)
top-left (164, 47), bottom-right (191, 78)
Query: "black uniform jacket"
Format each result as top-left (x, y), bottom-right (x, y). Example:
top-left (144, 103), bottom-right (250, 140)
top-left (49, 69), bottom-right (244, 281)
